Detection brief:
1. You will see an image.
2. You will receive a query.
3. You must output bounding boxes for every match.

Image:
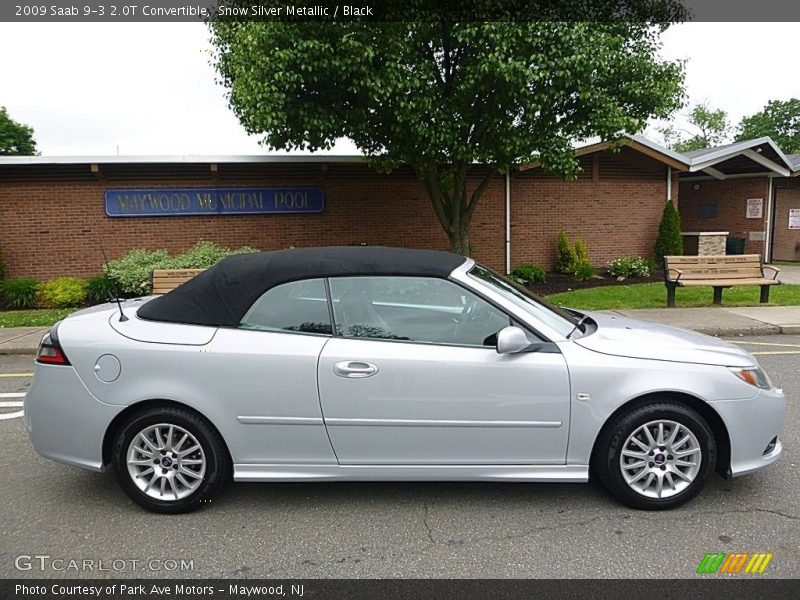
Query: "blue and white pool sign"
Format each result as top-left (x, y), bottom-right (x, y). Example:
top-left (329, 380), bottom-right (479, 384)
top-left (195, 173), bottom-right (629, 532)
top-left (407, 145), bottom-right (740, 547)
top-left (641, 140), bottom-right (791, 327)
top-left (105, 187), bottom-right (325, 217)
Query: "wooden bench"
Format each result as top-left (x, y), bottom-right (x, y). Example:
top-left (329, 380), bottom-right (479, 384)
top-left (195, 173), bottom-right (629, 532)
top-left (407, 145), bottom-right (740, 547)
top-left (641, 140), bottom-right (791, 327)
top-left (663, 255), bottom-right (780, 308)
top-left (150, 269), bottom-right (205, 294)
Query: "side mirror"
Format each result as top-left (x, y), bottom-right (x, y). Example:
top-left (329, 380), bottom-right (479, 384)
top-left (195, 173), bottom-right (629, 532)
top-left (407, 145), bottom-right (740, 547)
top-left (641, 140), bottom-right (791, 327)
top-left (496, 326), bottom-right (532, 354)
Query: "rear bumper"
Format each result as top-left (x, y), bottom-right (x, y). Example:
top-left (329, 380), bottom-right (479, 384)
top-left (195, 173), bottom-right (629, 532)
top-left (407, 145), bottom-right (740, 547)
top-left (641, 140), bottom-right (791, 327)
top-left (25, 363), bottom-right (123, 472)
top-left (711, 387), bottom-right (786, 477)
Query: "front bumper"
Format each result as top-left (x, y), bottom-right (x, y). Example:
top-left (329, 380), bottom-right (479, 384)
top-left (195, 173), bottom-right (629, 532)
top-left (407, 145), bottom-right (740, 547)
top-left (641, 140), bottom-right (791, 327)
top-left (25, 363), bottom-right (123, 472)
top-left (711, 386), bottom-right (786, 477)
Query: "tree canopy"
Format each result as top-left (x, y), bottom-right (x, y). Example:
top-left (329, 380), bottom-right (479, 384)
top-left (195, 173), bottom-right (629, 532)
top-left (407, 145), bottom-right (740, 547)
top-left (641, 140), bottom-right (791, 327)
top-left (0, 107), bottom-right (37, 156)
top-left (736, 98), bottom-right (800, 154)
top-left (659, 102), bottom-right (729, 153)
top-left (210, 11), bottom-right (685, 254)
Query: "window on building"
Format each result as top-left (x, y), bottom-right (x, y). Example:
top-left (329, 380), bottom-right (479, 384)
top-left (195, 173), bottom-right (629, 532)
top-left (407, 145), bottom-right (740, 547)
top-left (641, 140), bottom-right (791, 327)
top-left (328, 276), bottom-right (512, 347)
top-left (240, 278), bottom-right (332, 335)
top-left (697, 203), bottom-right (718, 219)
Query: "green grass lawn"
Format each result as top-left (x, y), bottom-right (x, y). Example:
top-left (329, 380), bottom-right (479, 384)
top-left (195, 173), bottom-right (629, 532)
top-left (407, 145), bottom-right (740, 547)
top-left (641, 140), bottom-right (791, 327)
top-left (547, 283), bottom-right (800, 310)
top-left (0, 308), bottom-right (78, 328)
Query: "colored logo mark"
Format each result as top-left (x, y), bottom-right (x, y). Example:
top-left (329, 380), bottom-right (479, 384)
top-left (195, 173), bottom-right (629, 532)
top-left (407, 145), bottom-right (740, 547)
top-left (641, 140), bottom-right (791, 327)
top-left (696, 552), bottom-right (773, 574)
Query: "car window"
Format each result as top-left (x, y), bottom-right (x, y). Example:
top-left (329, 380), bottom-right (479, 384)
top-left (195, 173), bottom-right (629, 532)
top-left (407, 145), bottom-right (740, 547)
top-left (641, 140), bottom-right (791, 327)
top-left (240, 278), bottom-right (332, 335)
top-left (328, 276), bottom-right (512, 347)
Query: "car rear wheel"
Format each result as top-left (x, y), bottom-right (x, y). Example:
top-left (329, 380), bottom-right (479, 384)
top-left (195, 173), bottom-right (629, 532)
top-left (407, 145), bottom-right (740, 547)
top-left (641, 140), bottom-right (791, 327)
top-left (112, 406), bottom-right (230, 513)
top-left (595, 402), bottom-right (716, 510)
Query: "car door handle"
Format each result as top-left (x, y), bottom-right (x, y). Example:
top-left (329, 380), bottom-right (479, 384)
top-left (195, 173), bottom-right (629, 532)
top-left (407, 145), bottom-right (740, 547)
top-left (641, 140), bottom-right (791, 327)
top-left (334, 361), bottom-right (379, 378)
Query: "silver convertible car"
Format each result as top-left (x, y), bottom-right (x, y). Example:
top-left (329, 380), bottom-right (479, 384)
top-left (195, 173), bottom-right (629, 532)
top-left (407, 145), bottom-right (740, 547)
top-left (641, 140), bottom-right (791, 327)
top-left (25, 247), bottom-right (785, 513)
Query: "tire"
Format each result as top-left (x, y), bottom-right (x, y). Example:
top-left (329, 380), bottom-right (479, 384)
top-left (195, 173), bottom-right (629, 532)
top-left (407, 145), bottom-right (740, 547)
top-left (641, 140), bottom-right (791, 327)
top-left (112, 406), bottom-right (230, 514)
top-left (594, 401), bottom-right (716, 510)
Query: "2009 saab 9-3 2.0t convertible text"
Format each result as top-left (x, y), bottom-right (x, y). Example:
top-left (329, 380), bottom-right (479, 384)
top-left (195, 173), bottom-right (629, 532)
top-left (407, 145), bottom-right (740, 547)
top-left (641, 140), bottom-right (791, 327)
top-left (25, 247), bottom-right (786, 513)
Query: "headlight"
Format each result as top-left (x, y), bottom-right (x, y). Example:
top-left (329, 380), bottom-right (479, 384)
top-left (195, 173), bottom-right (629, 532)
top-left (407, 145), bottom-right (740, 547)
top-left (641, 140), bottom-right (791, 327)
top-left (729, 367), bottom-right (772, 390)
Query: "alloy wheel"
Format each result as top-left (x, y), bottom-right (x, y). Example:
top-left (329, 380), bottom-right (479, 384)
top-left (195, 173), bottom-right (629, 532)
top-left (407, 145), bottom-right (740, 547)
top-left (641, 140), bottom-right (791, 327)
top-left (126, 423), bottom-right (206, 501)
top-left (619, 419), bottom-right (702, 499)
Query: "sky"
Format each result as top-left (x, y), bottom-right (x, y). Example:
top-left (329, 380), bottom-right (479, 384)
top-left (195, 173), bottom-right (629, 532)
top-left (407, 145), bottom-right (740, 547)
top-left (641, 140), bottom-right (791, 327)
top-left (0, 22), bottom-right (797, 157)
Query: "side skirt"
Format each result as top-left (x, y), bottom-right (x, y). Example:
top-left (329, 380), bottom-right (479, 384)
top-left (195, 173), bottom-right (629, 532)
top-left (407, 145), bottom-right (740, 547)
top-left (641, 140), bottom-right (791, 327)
top-left (233, 464), bottom-right (589, 483)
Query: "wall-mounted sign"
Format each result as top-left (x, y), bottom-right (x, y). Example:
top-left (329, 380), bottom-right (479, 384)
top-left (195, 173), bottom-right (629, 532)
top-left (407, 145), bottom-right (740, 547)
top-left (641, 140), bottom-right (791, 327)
top-left (790, 208), bottom-right (800, 230)
top-left (105, 187), bottom-right (324, 217)
top-left (746, 198), bottom-right (763, 219)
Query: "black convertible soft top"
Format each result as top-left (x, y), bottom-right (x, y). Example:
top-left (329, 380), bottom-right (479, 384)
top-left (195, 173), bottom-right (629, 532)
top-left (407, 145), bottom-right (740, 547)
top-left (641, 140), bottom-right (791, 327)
top-left (137, 246), bottom-right (468, 327)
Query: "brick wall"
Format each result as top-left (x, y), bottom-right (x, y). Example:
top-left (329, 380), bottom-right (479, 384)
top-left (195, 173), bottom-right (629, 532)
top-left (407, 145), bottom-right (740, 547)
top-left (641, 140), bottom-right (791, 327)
top-left (510, 149), bottom-right (675, 270)
top-left (679, 178), bottom-right (770, 257)
top-left (0, 164), bottom-right (505, 279)
top-left (0, 150), bottom-right (675, 280)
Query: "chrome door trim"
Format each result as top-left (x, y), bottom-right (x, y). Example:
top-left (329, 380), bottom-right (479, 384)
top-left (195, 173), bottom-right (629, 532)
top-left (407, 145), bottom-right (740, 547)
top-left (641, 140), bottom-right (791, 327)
top-left (324, 418), bottom-right (563, 428)
top-left (237, 416), bottom-right (324, 425)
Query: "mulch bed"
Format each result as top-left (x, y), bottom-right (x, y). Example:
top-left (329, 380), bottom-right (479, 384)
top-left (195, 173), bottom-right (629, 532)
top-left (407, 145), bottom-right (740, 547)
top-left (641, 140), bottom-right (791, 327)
top-left (529, 270), bottom-right (664, 296)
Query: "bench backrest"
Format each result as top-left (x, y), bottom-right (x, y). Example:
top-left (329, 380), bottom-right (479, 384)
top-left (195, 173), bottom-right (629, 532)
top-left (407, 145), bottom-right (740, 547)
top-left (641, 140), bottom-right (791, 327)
top-left (151, 268), bottom-right (206, 294)
top-left (663, 255), bottom-right (763, 280)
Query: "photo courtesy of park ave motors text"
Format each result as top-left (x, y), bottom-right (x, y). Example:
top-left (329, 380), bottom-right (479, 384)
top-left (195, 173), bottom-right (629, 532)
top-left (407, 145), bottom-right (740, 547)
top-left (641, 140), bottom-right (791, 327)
top-left (1, 0), bottom-right (800, 593)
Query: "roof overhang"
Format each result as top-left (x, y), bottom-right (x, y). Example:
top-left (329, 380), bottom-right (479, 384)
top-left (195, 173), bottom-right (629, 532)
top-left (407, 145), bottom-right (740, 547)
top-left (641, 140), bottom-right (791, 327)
top-left (685, 137), bottom-right (795, 179)
top-left (519, 134), bottom-right (690, 172)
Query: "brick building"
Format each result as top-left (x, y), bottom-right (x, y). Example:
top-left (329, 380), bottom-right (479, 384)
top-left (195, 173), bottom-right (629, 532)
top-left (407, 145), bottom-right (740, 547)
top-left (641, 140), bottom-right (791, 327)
top-left (0, 135), bottom-right (797, 280)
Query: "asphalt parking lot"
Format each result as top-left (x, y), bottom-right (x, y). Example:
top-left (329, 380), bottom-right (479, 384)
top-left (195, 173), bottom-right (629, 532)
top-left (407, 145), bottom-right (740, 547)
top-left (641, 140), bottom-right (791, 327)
top-left (1, 336), bottom-right (798, 579)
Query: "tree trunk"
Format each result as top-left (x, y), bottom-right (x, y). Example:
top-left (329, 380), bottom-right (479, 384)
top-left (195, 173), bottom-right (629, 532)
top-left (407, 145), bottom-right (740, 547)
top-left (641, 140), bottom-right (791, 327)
top-left (416, 165), bottom-right (497, 258)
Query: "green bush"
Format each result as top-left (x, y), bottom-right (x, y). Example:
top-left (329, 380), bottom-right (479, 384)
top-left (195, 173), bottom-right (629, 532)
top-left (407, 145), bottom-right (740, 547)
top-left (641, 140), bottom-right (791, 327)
top-left (106, 248), bottom-right (171, 295)
top-left (86, 274), bottom-right (116, 304)
top-left (1, 277), bottom-right (40, 309)
top-left (608, 256), bottom-right (651, 278)
top-left (107, 241), bottom-right (258, 295)
top-left (572, 262), bottom-right (596, 281)
top-left (164, 240), bottom-right (258, 270)
top-left (510, 264), bottom-right (546, 285)
top-left (556, 228), bottom-right (577, 275)
top-left (654, 199), bottom-right (683, 262)
top-left (38, 277), bottom-right (88, 308)
top-left (573, 239), bottom-right (590, 268)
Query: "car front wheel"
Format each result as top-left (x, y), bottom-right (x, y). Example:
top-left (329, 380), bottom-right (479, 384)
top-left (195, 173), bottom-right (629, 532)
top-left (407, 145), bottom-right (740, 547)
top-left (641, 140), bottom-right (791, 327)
top-left (595, 402), bottom-right (716, 510)
top-left (112, 406), bottom-right (230, 513)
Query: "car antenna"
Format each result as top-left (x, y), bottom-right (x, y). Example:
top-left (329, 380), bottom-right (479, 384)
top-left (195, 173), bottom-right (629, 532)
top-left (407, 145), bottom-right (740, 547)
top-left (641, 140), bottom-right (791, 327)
top-left (101, 247), bottom-right (128, 322)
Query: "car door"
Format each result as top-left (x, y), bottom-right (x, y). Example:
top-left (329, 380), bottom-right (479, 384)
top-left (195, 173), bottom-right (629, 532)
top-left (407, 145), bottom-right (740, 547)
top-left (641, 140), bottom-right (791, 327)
top-left (200, 278), bottom-right (338, 465)
top-left (317, 276), bottom-right (571, 465)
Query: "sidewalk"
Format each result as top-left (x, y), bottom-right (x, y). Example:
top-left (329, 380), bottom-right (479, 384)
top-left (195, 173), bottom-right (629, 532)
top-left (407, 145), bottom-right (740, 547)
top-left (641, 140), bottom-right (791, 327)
top-left (0, 306), bottom-right (798, 354)
top-left (611, 306), bottom-right (800, 336)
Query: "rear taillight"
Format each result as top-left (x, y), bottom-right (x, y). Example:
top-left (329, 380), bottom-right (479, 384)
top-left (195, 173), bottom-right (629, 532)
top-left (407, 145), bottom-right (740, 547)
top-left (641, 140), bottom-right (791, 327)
top-left (36, 332), bottom-right (70, 365)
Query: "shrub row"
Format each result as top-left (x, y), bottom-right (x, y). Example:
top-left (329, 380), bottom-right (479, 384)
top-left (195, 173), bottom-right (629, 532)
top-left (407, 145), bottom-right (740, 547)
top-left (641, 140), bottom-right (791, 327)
top-left (107, 240), bottom-right (257, 295)
top-left (0, 241), bottom-right (258, 309)
top-left (0, 275), bottom-right (115, 309)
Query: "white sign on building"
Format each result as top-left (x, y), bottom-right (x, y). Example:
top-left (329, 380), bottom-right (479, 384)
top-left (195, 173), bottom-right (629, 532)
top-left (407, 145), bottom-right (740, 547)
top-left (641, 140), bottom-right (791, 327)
top-left (790, 208), bottom-right (800, 230)
top-left (746, 198), bottom-right (763, 219)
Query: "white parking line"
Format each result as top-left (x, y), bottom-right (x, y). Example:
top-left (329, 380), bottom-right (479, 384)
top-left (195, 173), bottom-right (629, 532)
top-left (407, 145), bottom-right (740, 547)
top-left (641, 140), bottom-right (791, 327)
top-left (0, 410), bottom-right (23, 421)
top-left (0, 392), bottom-right (26, 398)
top-left (0, 373), bottom-right (33, 378)
top-left (0, 401), bottom-right (24, 407)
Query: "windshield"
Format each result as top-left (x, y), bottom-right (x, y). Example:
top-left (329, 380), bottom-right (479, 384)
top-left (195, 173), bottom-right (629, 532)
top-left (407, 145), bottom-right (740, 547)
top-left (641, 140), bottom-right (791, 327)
top-left (467, 264), bottom-right (579, 338)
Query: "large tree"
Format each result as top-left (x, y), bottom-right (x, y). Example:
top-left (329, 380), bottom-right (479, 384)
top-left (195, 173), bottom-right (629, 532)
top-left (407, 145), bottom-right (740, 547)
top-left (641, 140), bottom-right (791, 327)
top-left (210, 6), bottom-right (685, 254)
top-left (736, 98), bottom-right (800, 154)
top-left (659, 102), bottom-right (729, 153)
top-left (0, 107), bottom-right (37, 156)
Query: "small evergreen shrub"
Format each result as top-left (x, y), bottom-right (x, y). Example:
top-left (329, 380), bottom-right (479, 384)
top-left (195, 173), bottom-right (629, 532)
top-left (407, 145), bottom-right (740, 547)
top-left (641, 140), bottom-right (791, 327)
top-left (654, 199), bottom-right (683, 261)
top-left (556, 228), bottom-right (577, 275)
top-left (38, 277), bottom-right (89, 308)
top-left (1, 277), bottom-right (40, 309)
top-left (608, 256), bottom-right (651, 278)
top-left (510, 264), bottom-right (546, 285)
top-left (86, 274), bottom-right (116, 304)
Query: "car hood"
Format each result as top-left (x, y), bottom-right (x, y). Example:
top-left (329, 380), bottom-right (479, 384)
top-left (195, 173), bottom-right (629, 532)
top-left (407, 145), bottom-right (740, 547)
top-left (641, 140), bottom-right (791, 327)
top-left (574, 311), bottom-right (756, 367)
